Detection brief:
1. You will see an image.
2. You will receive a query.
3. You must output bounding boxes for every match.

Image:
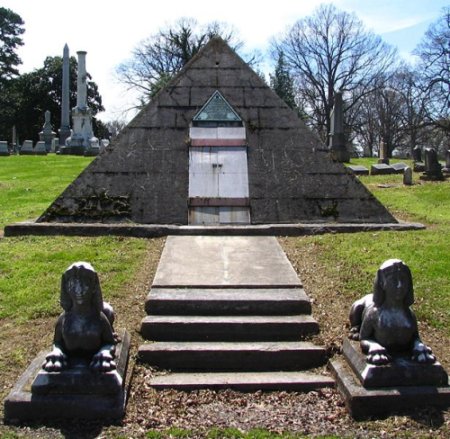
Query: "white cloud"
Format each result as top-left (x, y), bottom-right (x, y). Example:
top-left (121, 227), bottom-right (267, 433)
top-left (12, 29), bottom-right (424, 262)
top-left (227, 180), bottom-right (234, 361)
top-left (1, 0), bottom-right (447, 122)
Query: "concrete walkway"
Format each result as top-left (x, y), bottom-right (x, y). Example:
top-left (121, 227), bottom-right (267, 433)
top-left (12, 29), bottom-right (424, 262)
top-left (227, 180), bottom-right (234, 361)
top-left (138, 235), bottom-right (332, 391)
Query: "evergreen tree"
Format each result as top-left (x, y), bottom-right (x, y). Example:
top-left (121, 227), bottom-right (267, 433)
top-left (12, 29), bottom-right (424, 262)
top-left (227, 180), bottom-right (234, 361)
top-left (0, 7), bottom-right (25, 83)
top-left (270, 50), bottom-right (297, 110)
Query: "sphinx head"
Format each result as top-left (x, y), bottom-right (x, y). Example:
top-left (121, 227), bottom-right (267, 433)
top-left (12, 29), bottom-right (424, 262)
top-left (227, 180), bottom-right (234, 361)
top-left (60, 261), bottom-right (103, 313)
top-left (373, 259), bottom-right (414, 308)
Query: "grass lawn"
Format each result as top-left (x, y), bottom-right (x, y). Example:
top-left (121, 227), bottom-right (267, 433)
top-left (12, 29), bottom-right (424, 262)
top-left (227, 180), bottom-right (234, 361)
top-left (284, 159), bottom-right (450, 334)
top-left (0, 155), bottom-right (449, 438)
top-left (0, 154), bottom-right (93, 229)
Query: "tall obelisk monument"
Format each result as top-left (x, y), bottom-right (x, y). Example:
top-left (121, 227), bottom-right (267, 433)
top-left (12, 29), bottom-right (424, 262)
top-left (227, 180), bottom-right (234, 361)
top-left (69, 51), bottom-right (94, 154)
top-left (59, 44), bottom-right (71, 146)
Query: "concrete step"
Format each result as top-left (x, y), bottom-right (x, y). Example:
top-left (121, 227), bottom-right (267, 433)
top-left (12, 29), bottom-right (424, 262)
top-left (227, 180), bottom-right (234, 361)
top-left (149, 371), bottom-right (334, 391)
top-left (138, 341), bottom-right (327, 371)
top-left (140, 315), bottom-right (320, 341)
top-left (145, 288), bottom-right (312, 316)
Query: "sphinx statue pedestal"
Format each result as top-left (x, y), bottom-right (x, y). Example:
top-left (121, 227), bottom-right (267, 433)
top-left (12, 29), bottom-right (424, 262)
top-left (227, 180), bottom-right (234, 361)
top-left (4, 329), bottom-right (130, 422)
top-left (330, 340), bottom-right (450, 419)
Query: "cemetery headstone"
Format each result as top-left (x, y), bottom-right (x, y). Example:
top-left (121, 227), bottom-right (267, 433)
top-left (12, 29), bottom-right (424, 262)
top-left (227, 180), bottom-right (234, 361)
top-left (443, 149), bottom-right (450, 174)
top-left (4, 262), bottom-right (130, 421)
top-left (84, 136), bottom-right (100, 156)
top-left (0, 140), bottom-right (10, 156)
top-left (34, 141), bottom-right (48, 155)
top-left (329, 91), bottom-right (350, 163)
top-left (330, 259), bottom-right (450, 419)
top-left (20, 140), bottom-right (34, 155)
top-left (421, 147), bottom-right (444, 181)
top-left (403, 166), bottom-right (413, 185)
top-left (39, 110), bottom-right (56, 152)
top-left (11, 125), bottom-right (18, 153)
top-left (412, 145), bottom-right (422, 162)
top-left (51, 137), bottom-right (59, 153)
top-left (378, 141), bottom-right (389, 164)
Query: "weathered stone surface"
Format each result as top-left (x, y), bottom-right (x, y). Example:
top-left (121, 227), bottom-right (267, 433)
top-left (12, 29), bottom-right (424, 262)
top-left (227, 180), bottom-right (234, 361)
top-left (371, 163), bottom-right (396, 175)
top-left (329, 91), bottom-right (350, 163)
top-left (20, 140), bottom-right (34, 155)
top-left (413, 161), bottom-right (425, 172)
top-left (34, 141), bottom-right (47, 155)
top-left (343, 339), bottom-right (448, 388)
top-left (391, 162), bottom-right (408, 173)
top-left (145, 287), bottom-right (311, 315)
top-left (138, 341), bottom-right (326, 370)
top-left (412, 146), bottom-right (422, 162)
top-left (152, 236), bottom-right (301, 288)
top-left (4, 330), bottom-right (130, 422)
top-left (403, 166), bottom-right (413, 185)
top-left (0, 140), bottom-right (10, 156)
top-left (329, 358), bottom-right (450, 420)
top-left (4, 221), bottom-right (425, 238)
top-left (349, 259), bottom-right (437, 367)
top-left (140, 314), bottom-right (319, 341)
top-left (38, 37), bottom-right (396, 225)
top-left (444, 149), bottom-right (450, 173)
top-left (421, 147), bottom-right (444, 181)
top-left (149, 371), bottom-right (334, 391)
top-left (347, 165), bottom-right (369, 175)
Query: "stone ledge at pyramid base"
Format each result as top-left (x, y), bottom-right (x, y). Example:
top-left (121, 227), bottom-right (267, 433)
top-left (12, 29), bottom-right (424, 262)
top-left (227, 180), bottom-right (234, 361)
top-left (4, 221), bottom-right (425, 238)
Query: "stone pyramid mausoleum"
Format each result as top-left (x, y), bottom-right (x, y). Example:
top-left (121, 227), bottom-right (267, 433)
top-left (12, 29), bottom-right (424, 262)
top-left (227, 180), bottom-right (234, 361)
top-left (39, 37), bottom-right (396, 225)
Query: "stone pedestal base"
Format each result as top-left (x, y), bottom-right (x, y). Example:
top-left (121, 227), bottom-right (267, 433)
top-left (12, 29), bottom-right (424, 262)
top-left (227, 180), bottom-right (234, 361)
top-left (4, 330), bottom-right (130, 423)
top-left (343, 339), bottom-right (448, 388)
top-left (84, 148), bottom-right (99, 156)
top-left (58, 145), bottom-right (87, 156)
top-left (420, 173), bottom-right (445, 181)
top-left (329, 339), bottom-right (450, 420)
top-left (331, 148), bottom-right (350, 163)
top-left (413, 162), bottom-right (425, 172)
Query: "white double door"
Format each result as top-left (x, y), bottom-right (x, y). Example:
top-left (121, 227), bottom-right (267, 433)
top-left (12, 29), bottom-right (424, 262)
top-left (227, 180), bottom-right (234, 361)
top-left (188, 146), bottom-right (250, 224)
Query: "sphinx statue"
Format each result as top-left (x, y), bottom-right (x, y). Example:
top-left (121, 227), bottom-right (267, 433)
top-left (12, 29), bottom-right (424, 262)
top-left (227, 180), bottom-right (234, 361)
top-left (43, 261), bottom-right (117, 372)
top-left (349, 259), bottom-right (435, 365)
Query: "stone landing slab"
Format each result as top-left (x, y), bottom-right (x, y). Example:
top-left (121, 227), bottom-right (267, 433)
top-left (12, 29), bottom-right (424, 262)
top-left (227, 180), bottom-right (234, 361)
top-left (152, 236), bottom-right (301, 288)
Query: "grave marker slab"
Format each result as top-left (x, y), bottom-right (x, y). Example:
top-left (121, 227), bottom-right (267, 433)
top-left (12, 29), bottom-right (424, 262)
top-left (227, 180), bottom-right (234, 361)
top-left (390, 162), bottom-right (408, 174)
top-left (0, 140), bottom-right (10, 156)
top-left (34, 141), bottom-right (47, 155)
top-left (347, 165), bottom-right (369, 176)
top-left (20, 140), bottom-right (34, 155)
top-left (370, 163), bottom-right (395, 175)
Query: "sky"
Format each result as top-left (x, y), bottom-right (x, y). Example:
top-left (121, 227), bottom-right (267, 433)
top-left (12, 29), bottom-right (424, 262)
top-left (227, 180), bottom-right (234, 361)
top-left (2, 0), bottom-right (449, 123)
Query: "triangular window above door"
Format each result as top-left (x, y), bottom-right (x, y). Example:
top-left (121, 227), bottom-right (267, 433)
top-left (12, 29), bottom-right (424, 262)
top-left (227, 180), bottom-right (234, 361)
top-left (192, 91), bottom-right (242, 127)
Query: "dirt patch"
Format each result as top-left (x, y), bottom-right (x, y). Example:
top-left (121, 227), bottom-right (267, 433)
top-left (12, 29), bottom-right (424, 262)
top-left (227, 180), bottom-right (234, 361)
top-left (0, 236), bottom-right (449, 438)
